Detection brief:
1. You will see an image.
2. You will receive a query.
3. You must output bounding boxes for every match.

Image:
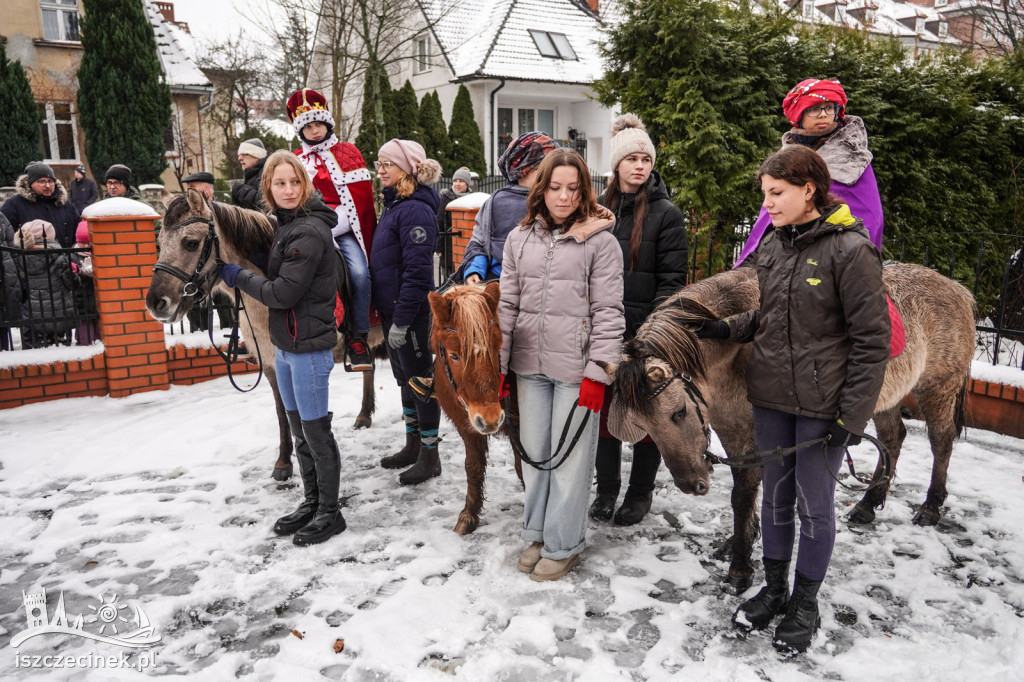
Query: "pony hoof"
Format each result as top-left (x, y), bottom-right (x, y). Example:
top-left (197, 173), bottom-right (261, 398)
top-left (453, 514), bottom-right (479, 536)
top-left (913, 506), bottom-right (941, 526)
top-left (846, 506), bottom-right (876, 525)
top-left (272, 466), bottom-right (292, 481)
top-left (353, 416), bottom-right (372, 430)
top-left (723, 570), bottom-right (754, 595)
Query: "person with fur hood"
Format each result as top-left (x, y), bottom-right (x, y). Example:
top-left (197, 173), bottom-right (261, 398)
top-left (15, 219), bottom-right (81, 348)
top-left (0, 212), bottom-right (23, 350)
top-left (589, 114), bottom-right (688, 528)
top-left (498, 148), bottom-right (625, 582)
top-left (0, 162), bottom-right (80, 248)
top-left (368, 139), bottom-right (445, 486)
top-left (734, 78), bottom-right (883, 267)
top-left (288, 88), bottom-right (377, 372)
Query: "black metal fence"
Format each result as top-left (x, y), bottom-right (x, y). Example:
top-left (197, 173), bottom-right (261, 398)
top-left (0, 244), bottom-right (99, 350)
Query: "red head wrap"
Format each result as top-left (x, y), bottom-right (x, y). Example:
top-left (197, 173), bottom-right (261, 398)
top-left (782, 78), bottom-right (848, 128)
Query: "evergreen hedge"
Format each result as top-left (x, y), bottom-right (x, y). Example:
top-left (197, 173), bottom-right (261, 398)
top-left (0, 44), bottom-right (41, 186)
top-left (448, 85), bottom-right (486, 176)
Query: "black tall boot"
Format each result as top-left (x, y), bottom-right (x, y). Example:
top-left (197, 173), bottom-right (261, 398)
top-left (773, 573), bottom-right (822, 653)
top-left (732, 557), bottom-right (790, 631)
top-left (274, 411), bottom-right (319, 535)
top-left (614, 441), bottom-right (661, 526)
top-left (399, 444), bottom-right (441, 485)
top-left (589, 438), bottom-right (622, 521)
top-left (293, 413), bottom-right (347, 546)
top-left (380, 431), bottom-right (421, 469)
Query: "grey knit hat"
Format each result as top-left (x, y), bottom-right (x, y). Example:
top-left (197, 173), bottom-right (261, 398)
top-left (238, 138), bottom-right (267, 159)
top-left (25, 162), bottom-right (56, 185)
top-left (452, 167), bottom-right (472, 185)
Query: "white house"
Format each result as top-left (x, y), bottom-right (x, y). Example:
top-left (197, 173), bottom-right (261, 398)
top-left (318, 0), bottom-right (619, 175)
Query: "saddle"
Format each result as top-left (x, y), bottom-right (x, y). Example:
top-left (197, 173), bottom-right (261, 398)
top-left (887, 295), bottom-right (905, 358)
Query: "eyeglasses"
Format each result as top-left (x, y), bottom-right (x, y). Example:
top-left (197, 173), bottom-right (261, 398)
top-left (373, 160), bottom-right (393, 171)
top-left (105, 180), bottom-right (123, 186)
top-left (804, 103), bottom-right (839, 118)
top-left (32, 179), bottom-right (56, 186)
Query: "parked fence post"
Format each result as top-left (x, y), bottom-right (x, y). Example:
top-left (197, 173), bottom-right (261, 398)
top-left (82, 200), bottom-right (170, 398)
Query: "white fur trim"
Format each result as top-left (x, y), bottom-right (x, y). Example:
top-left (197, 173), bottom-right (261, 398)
top-left (298, 138), bottom-right (371, 257)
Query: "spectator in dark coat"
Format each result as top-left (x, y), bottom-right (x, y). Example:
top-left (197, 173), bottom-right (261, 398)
top-left (0, 162), bottom-right (80, 248)
top-left (69, 165), bottom-right (99, 213)
top-left (15, 220), bottom-right (80, 348)
top-left (232, 138), bottom-right (268, 211)
top-left (368, 138), bottom-right (444, 486)
top-left (590, 114), bottom-right (688, 528)
top-left (0, 212), bottom-right (23, 350)
top-left (103, 164), bottom-right (142, 200)
top-left (435, 166), bottom-right (472, 248)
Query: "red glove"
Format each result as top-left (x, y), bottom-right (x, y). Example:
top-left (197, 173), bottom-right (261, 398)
top-left (499, 373), bottom-right (511, 401)
top-left (578, 378), bottom-right (605, 413)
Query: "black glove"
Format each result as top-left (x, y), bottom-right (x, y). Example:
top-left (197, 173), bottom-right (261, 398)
top-left (695, 319), bottom-right (730, 339)
top-left (826, 419), bottom-right (862, 447)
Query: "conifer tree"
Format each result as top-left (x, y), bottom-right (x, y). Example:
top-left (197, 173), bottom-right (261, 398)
top-left (0, 44), bottom-right (40, 185)
top-left (419, 91), bottom-right (453, 174)
top-left (355, 69), bottom-right (394, 165)
top-left (77, 0), bottom-right (172, 184)
top-left (448, 85), bottom-right (486, 176)
top-left (392, 80), bottom-right (423, 143)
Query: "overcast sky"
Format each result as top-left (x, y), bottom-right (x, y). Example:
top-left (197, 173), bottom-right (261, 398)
top-left (169, 0), bottom-right (283, 51)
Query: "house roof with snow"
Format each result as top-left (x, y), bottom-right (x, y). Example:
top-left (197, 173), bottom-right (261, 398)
top-left (419, 0), bottom-right (609, 84)
top-left (787, 0), bottom-right (958, 47)
top-left (143, 0), bottom-right (213, 94)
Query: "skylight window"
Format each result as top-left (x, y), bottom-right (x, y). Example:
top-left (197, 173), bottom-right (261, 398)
top-left (529, 30), bottom-right (578, 61)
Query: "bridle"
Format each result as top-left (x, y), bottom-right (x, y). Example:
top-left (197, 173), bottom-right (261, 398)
top-left (152, 213), bottom-right (264, 392)
top-left (152, 216), bottom-right (221, 301)
top-left (436, 329), bottom-right (467, 410)
top-left (644, 362), bottom-right (891, 492)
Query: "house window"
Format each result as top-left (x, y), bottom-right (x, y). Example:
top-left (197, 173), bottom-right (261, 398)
top-left (938, 21), bottom-right (948, 37)
top-left (40, 0), bottom-right (80, 42)
top-left (802, 0), bottom-right (815, 18)
top-left (934, 0), bottom-right (947, 7)
top-left (866, 9), bottom-right (876, 23)
top-left (836, 6), bottom-right (846, 21)
top-left (983, 20), bottom-right (994, 41)
top-left (498, 106), bottom-right (555, 154)
top-left (528, 30), bottom-right (578, 60)
top-left (916, 18), bottom-right (926, 33)
top-left (416, 34), bottom-right (431, 74)
top-left (37, 101), bottom-right (79, 162)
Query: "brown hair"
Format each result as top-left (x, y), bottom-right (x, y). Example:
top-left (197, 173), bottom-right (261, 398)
top-left (522, 148), bottom-right (602, 230)
top-left (603, 166), bottom-right (650, 270)
top-left (756, 145), bottom-right (838, 213)
top-left (261, 150), bottom-right (313, 210)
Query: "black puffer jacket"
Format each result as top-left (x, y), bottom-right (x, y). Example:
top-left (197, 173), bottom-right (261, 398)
top-left (1, 213), bottom-right (23, 324)
top-left (727, 204), bottom-right (889, 433)
top-left (235, 198), bottom-right (339, 353)
top-left (16, 240), bottom-right (80, 333)
top-left (600, 171), bottom-right (687, 338)
top-left (232, 157), bottom-right (267, 211)
top-left (0, 175), bottom-right (80, 248)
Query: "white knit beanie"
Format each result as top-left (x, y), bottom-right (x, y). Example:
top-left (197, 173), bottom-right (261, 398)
top-left (609, 113), bottom-right (656, 172)
top-left (238, 138), bottom-right (267, 160)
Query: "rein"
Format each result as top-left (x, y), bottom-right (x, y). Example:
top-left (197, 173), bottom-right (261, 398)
top-left (153, 214), bottom-right (264, 392)
top-left (647, 369), bottom-right (892, 493)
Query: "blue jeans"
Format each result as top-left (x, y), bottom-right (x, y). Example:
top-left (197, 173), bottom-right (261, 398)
top-left (516, 373), bottom-right (600, 560)
top-left (275, 347), bottom-right (333, 420)
top-left (754, 406), bottom-right (844, 582)
top-left (336, 232), bottom-right (371, 334)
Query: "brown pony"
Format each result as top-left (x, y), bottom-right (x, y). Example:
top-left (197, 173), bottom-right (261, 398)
top-left (605, 263), bottom-right (975, 593)
top-left (428, 282), bottom-right (522, 534)
top-left (146, 190), bottom-right (383, 480)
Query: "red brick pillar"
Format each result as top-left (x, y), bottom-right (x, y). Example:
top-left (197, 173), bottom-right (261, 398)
top-left (82, 201), bottom-right (170, 398)
top-left (448, 205), bottom-right (480, 269)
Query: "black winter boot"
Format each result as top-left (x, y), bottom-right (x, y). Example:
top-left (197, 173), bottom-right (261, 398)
top-left (614, 441), bottom-right (661, 526)
top-left (589, 438), bottom-right (621, 522)
top-left (773, 573), bottom-right (822, 653)
top-left (274, 411), bottom-right (319, 535)
top-left (732, 557), bottom-right (790, 631)
top-left (381, 431), bottom-right (421, 469)
top-left (293, 413), bottom-right (347, 546)
top-left (399, 444), bottom-right (441, 485)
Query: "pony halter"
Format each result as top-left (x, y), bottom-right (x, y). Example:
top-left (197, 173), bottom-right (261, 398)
top-left (647, 370), bottom-right (715, 463)
top-left (152, 216), bottom-right (221, 300)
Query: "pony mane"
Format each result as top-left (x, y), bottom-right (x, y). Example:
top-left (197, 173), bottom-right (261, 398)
top-left (448, 287), bottom-right (499, 368)
top-left (163, 195), bottom-right (275, 256)
top-left (615, 268), bottom-right (759, 416)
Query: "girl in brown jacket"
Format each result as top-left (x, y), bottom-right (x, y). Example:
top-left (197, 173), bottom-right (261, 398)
top-left (498, 149), bottom-right (625, 582)
top-left (698, 145), bottom-right (889, 653)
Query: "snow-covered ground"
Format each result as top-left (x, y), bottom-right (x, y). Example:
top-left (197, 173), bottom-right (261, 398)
top-left (1, 368), bottom-right (1023, 681)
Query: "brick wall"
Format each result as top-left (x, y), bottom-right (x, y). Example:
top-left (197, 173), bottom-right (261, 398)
top-left (966, 378), bottom-right (1024, 439)
top-left (448, 205), bottom-right (480, 268)
top-left (0, 205), bottom-right (256, 410)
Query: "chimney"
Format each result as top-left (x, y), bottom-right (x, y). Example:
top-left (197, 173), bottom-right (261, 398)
top-left (156, 1), bottom-right (175, 24)
top-left (586, 0), bottom-right (599, 14)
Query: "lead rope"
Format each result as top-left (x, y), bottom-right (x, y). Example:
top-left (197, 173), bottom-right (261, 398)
top-left (207, 285), bottom-right (263, 393)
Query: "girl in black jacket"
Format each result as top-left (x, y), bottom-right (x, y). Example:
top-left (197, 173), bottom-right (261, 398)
top-left (590, 114), bottom-right (688, 526)
top-left (218, 151), bottom-right (346, 547)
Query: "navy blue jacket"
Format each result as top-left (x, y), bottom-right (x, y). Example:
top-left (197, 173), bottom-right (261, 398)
top-left (369, 184), bottom-right (439, 326)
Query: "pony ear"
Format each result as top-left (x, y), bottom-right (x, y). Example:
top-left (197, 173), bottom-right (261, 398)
top-left (608, 395), bottom-right (649, 444)
top-left (594, 359), bottom-right (618, 381)
top-left (185, 188), bottom-right (209, 216)
top-left (482, 281), bottom-right (500, 314)
top-left (428, 291), bottom-right (452, 326)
